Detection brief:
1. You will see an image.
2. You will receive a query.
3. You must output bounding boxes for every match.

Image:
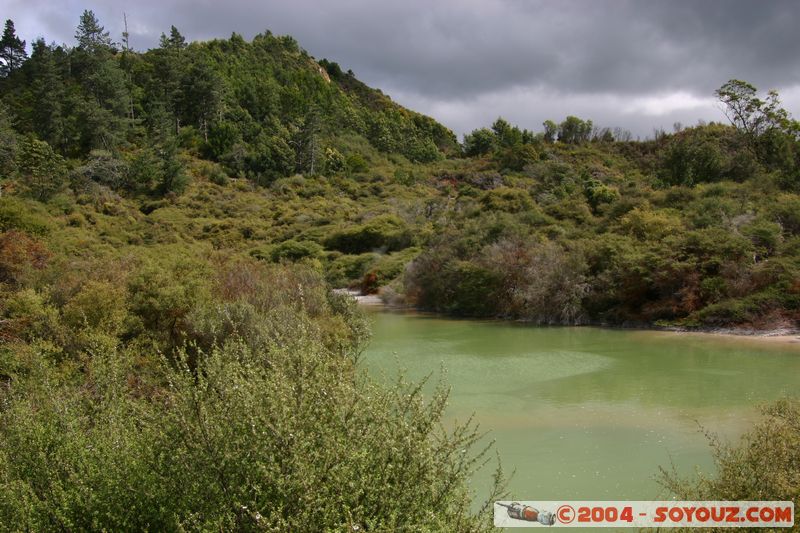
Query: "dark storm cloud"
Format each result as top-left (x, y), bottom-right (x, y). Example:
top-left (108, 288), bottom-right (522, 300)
top-left (4, 0), bottom-right (800, 136)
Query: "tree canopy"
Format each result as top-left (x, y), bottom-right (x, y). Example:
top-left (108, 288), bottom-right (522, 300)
top-left (0, 19), bottom-right (27, 76)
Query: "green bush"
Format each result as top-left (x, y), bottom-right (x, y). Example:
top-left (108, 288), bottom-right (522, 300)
top-left (324, 214), bottom-right (413, 254)
top-left (0, 290), bottom-right (501, 531)
top-left (17, 137), bottom-right (67, 201)
top-left (480, 187), bottom-right (534, 213)
top-left (0, 197), bottom-right (53, 235)
top-left (659, 399), bottom-right (800, 532)
top-left (326, 252), bottom-right (380, 288)
top-left (62, 280), bottom-right (128, 336)
top-left (269, 239), bottom-right (323, 262)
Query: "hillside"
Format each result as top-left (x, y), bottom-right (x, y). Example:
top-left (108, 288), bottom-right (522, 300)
top-left (1, 10), bottom-right (800, 529)
top-left (1, 15), bottom-right (798, 334)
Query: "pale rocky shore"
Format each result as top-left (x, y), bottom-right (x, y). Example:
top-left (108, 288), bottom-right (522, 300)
top-left (334, 288), bottom-right (800, 348)
top-left (656, 328), bottom-right (800, 348)
top-left (332, 289), bottom-right (384, 306)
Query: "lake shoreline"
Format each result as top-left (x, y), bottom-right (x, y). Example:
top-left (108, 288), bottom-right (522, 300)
top-left (337, 288), bottom-right (800, 347)
top-left (647, 327), bottom-right (800, 347)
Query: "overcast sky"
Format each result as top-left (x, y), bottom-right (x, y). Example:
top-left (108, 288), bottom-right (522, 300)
top-left (4, 0), bottom-right (800, 139)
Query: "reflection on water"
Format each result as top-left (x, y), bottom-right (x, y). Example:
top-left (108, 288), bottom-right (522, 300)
top-left (361, 310), bottom-right (800, 504)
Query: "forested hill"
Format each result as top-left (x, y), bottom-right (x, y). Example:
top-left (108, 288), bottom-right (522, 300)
top-left (1, 12), bottom-right (800, 332)
top-left (0, 14), bottom-right (457, 187)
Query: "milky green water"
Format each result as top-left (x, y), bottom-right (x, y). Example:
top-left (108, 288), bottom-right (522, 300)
top-left (361, 309), bottom-right (800, 506)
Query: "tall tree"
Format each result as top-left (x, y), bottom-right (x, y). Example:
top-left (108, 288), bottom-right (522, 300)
top-left (149, 26), bottom-right (190, 133)
top-left (294, 106), bottom-right (322, 174)
top-left (71, 12), bottom-right (130, 152)
top-left (0, 102), bottom-right (17, 180)
top-left (463, 128), bottom-right (495, 156)
top-left (0, 19), bottom-right (27, 76)
top-left (159, 26), bottom-right (187, 51)
top-left (558, 116), bottom-right (593, 144)
top-left (177, 59), bottom-right (222, 141)
top-left (542, 120), bottom-right (558, 143)
top-left (78, 59), bottom-right (131, 152)
top-left (27, 39), bottom-right (66, 151)
top-left (75, 10), bottom-right (114, 54)
top-left (491, 117), bottom-right (522, 148)
top-left (715, 79), bottom-right (792, 138)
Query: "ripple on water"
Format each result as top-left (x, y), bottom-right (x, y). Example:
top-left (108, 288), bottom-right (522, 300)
top-left (441, 350), bottom-right (616, 393)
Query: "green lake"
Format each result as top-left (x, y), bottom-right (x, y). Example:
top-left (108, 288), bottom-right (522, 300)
top-left (362, 309), bottom-right (800, 505)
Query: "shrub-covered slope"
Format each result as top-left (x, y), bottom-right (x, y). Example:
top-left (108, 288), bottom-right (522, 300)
top-left (1, 15), bottom-right (799, 330)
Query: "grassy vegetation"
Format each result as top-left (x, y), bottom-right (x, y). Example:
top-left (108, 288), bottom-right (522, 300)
top-left (659, 399), bottom-right (800, 532)
top-left (0, 12), bottom-right (798, 529)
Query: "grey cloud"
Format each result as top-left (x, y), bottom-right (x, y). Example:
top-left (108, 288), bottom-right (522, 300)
top-left (4, 0), bottom-right (800, 137)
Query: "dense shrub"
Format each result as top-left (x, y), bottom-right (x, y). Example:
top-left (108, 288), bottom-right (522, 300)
top-left (0, 266), bottom-right (502, 531)
top-left (325, 214), bottom-right (413, 254)
top-left (268, 239), bottom-right (323, 262)
top-left (0, 198), bottom-right (53, 235)
top-left (0, 230), bottom-right (50, 286)
top-left (659, 399), bottom-right (800, 533)
top-left (482, 239), bottom-right (590, 324)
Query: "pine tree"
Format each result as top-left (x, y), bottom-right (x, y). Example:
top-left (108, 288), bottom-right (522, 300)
top-left (159, 26), bottom-right (187, 51)
top-left (177, 59), bottom-right (221, 141)
top-left (75, 10), bottom-right (114, 54)
top-left (295, 106), bottom-right (322, 174)
top-left (0, 19), bottom-right (27, 76)
top-left (27, 39), bottom-right (66, 151)
top-left (0, 102), bottom-right (17, 180)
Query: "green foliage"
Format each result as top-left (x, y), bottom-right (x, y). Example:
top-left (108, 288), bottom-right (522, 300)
top-left (463, 119), bottom-right (539, 167)
top-left (159, 25), bottom-right (187, 51)
top-left (558, 115), bottom-right (593, 144)
top-left (75, 10), bottom-right (114, 54)
top-left (268, 239), bottom-right (323, 262)
top-left (322, 147), bottom-right (346, 175)
top-left (463, 128), bottom-right (495, 156)
top-left (495, 143), bottom-right (538, 171)
top-left (2, 50), bottom-right (796, 329)
top-left (0, 19), bottom-right (27, 76)
top-left (742, 218), bottom-right (783, 258)
top-left (480, 187), bottom-right (534, 213)
top-left (0, 343), bottom-right (499, 531)
top-left (584, 179), bottom-right (619, 210)
top-left (3, 16), bottom-right (800, 526)
top-left (0, 262), bottom-right (500, 531)
top-left (542, 120), bottom-right (557, 143)
top-left (203, 121), bottom-right (240, 160)
top-left (716, 79), bottom-right (793, 138)
top-left (405, 251), bottom-right (502, 317)
top-left (126, 257), bottom-right (212, 348)
top-left (17, 137), bottom-right (67, 201)
top-left (1, 23), bottom-right (453, 186)
top-left (325, 215), bottom-right (413, 254)
top-left (158, 143), bottom-right (189, 194)
top-left (0, 102), bottom-right (18, 180)
top-left (492, 118), bottom-right (523, 148)
top-left (659, 399), bottom-right (800, 533)
top-left (0, 197), bottom-right (53, 235)
top-left (345, 152), bottom-right (368, 174)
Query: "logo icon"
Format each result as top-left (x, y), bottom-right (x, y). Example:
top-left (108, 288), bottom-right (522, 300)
top-left (496, 502), bottom-right (556, 526)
